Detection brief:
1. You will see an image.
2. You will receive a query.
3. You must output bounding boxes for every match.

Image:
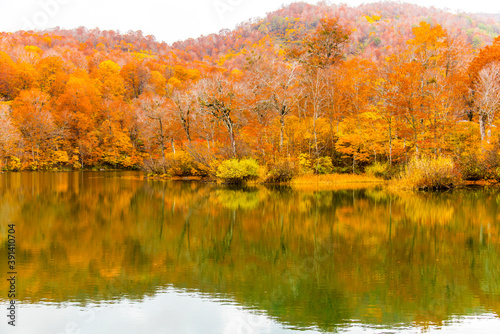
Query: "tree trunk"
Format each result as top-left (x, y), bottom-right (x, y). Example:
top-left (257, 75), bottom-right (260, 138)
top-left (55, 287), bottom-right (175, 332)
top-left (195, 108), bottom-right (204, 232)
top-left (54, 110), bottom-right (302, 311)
top-left (414, 133), bottom-right (419, 157)
top-left (479, 113), bottom-right (486, 142)
top-left (160, 142), bottom-right (166, 174)
top-left (313, 117), bottom-right (319, 158)
top-left (279, 115), bottom-right (285, 153)
top-left (158, 119), bottom-right (166, 173)
top-left (388, 122), bottom-right (392, 166)
top-left (224, 118), bottom-right (237, 157)
top-left (229, 129), bottom-right (236, 157)
top-left (182, 116), bottom-right (191, 142)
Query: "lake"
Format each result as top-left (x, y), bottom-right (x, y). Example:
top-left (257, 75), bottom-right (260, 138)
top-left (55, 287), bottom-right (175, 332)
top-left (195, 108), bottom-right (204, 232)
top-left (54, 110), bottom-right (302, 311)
top-left (0, 171), bottom-right (499, 333)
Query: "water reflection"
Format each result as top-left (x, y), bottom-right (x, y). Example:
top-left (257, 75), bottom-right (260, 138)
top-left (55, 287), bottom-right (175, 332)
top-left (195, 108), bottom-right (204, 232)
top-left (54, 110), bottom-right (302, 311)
top-left (5, 290), bottom-right (500, 334)
top-left (0, 172), bottom-right (499, 333)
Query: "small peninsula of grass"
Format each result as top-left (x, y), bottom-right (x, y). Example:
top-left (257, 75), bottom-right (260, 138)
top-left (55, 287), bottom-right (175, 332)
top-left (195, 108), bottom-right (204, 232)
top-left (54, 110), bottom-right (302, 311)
top-left (292, 173), bottom-right (383, 185)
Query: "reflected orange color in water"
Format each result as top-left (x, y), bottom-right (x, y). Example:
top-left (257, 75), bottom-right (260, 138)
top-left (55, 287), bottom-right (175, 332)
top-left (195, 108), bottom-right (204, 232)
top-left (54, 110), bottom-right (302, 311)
top-left (0, 171), bottom-right (499, 331)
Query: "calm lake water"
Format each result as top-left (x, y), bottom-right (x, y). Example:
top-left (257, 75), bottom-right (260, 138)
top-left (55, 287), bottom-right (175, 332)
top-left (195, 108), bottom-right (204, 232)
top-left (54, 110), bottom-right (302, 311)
top-left (0, 171), bottom-right (499, 333)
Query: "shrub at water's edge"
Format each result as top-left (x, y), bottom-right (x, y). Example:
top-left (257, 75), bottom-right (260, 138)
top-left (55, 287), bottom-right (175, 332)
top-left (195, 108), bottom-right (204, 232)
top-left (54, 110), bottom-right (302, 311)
top-left (456, 148), bottom-right (500, 183)
top-left (215, 158), bottom-right (260, 184)
top-left (143, 150), bottom-right (210, 179)
top-left (398, 155), bottom-right (461, 190)
top-left (264, 159), bottom-right (297, 183)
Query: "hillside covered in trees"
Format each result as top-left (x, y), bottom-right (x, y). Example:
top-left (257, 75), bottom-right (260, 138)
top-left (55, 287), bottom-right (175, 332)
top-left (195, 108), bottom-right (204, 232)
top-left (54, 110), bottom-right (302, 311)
top-left (1, 1), bottom-right (500, 181)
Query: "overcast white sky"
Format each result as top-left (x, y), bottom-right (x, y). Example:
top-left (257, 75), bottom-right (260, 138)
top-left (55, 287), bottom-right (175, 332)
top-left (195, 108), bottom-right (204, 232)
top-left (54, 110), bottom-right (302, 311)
top-left (0, 0), bottom-right (499, 43)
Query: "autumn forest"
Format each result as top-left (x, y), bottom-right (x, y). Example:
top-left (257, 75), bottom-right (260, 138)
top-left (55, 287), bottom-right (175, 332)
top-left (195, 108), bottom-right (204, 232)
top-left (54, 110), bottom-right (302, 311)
top-left (2, 2), bottom-right (500, 182)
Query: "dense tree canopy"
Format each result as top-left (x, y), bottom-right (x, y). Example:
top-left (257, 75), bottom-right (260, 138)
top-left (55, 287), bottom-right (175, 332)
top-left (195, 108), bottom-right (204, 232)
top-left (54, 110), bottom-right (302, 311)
top-left (0, 2), bottom-right (500, 178)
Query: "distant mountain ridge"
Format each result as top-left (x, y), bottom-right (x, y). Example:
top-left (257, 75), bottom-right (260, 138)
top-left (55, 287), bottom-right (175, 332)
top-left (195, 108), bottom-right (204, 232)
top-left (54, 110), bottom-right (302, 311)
top-left (170, 1), bottom-right (500, 62)
top-left (1, 1), bottom-right (499, 65)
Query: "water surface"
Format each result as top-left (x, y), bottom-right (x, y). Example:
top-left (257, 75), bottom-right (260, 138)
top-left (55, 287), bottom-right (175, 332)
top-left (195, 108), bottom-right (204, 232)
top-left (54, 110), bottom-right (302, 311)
top-left (0, 171), bottom-right (499, 333)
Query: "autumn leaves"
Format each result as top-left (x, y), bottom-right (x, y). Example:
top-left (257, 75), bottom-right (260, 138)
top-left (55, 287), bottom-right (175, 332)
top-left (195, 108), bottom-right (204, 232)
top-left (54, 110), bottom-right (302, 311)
top-left (0, 17), bottom-right (499, 178)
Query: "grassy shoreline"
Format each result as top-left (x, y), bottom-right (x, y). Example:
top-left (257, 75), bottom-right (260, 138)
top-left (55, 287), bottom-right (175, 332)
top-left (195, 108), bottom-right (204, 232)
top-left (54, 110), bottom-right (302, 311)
top-left (145, 172), bottom-right (500, 191)
top-left (291, 173), bottom-right (383, 184)
top-left (145, 172), bottom-right (386, 187)
top-left (3, 170), bottom-right (497, 190)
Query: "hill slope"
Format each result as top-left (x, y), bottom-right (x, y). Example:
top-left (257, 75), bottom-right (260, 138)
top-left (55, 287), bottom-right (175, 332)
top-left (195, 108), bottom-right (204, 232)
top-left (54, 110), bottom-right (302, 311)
top-left (171, 1), bottom-right (500, 62)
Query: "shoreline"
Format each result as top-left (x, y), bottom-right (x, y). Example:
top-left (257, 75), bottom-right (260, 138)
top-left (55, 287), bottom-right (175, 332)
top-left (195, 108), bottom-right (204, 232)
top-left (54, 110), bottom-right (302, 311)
top-left (2, 170), bottom-right (499, 190)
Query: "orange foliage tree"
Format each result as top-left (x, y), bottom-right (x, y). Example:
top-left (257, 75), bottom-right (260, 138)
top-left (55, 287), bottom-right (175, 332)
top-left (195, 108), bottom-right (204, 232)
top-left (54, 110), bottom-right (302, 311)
top-left (0, 11), bottom-right (493, 176)
top-left (11, 89), bottom-right (56, 168)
